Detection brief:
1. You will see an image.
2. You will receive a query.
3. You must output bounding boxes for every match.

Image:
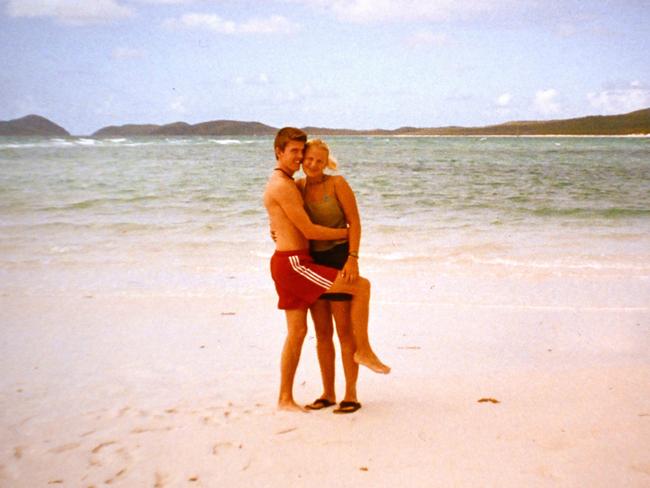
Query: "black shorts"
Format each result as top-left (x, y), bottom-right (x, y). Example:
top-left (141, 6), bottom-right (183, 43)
top-left (311, 242), bottom-right (352, 302)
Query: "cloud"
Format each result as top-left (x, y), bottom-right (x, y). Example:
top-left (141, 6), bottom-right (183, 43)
top-left (587, 81), bottom-right (650, 114)
top-left (534, 89), bottom-right (561, 116)
top-left (164, 13), bottom-right (299, 34)
top-left (239, 15), bottom-right (297, 34)
top-left (233, 73), bottom-right (271, 86)
top-left (5, 0), bottom-right (133, 25)
top-left (496, 93), bottom-right (512, 107)
top-left (164, 13), bottom-right (236, 33)
top-left (289, 0), bottom-right (517, 24)
top-left (112, 47), bottom-right (146, 60)
top-left (405, 30), bottom-right (449, 48)
top-left (170, 96), bottom-right (187, 114)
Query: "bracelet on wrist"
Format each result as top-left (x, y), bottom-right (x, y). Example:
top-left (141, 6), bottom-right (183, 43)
top-left (348, 251), bottom-right (359, 258)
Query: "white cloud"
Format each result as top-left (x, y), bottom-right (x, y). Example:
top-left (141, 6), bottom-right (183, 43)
top-left (534, 89), bottom-right (561, 116)
top-left (273, 84), bottom-right (317, 104)
top-left (164, 13), bottom-right (236, 33)
top-left (6, 0), bottom-right (133, 25)
top-left (233, 73), bottom-right (272, 86)
top-left (170, 96), bottom-right (187, 114)
top-left (587, 81), bottom-right (650, 114)
top-left (405, 30), bottom-right (449, 48)
top-left (239, 15), bottom-right (297, 34)
top-left (164, 13), bottom-right (299, 34)
top-left (289, 0), bottom-right (517, 24)
top-left (496, 93), bottom-right (512, 107)
top-left (112, 47), bottom-right (146, 60)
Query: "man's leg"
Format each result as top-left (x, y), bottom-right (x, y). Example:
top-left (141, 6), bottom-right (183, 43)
top-left (326, 276), bottom-right (390, 374)
top-left (331, 301), bottom-right (359, 402)
top-left (309, 299), bottom-right (336, 405)
top-left (278, 308), bottom-right (309, 411)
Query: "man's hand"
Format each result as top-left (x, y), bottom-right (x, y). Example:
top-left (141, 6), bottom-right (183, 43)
top-left (340, 257), bottom-right (359, 282)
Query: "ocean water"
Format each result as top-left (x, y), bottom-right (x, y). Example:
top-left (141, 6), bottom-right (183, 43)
top-left (1, 135), bottom-right (649, 296)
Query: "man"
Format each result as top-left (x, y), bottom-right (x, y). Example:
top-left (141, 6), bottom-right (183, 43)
top-left (263, 127), bottom-right (389, 412)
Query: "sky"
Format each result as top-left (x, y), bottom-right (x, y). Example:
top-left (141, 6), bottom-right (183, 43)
top-left (1, 0), bottom-right (649, 135)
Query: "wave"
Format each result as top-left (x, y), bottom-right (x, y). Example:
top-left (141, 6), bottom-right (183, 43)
top-left (531, 207), bottom-right (650, 219)
top-left (465, 256), bottom-right (650, 272)
top-left (75, 138), bottom-right (98, 146)
top-left (34, 195), bottom-right (162, 211)
top-left (210, 139), bottom-right (242, 145)
top-left (360, 250), bottom-right (650, 273)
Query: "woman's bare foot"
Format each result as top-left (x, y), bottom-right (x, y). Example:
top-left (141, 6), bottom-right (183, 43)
top-left (278, 399), bottom-right (310, 412)
top-left (354, 351), bottom-right (391, 374)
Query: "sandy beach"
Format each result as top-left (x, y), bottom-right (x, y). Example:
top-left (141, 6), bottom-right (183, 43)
top-left (1, 265), bottom-right (649, 487)
top-left (1, 134), bottom-right (649, 486)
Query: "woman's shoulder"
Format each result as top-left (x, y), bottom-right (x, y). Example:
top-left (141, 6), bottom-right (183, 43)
top-left (330, 174), bottom-right (352, 191)
top-left (329, 174), bottom-right (347, 185)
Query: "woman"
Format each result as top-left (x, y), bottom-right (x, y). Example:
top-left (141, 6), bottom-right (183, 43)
top-left (298, 139), bottom-right (389, 414)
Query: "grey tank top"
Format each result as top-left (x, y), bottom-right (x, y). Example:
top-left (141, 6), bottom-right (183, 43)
top-left (303, 177), bottom-right (348, 252)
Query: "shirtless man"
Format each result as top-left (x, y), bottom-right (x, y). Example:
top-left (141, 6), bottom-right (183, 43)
top-left (264, 127), bottom-right (390, 412)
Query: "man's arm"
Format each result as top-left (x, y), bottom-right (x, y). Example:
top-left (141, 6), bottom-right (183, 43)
top-left (276, 181), bottom-right (348, 240)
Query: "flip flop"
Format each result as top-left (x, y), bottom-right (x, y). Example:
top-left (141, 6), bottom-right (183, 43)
top-left (305, 398), bottom-right (336, 410)
top-left (333, 401), bottom-right (362, 414)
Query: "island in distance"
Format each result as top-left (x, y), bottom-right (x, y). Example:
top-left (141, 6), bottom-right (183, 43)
top-left (93, 108), bottom-right (649, 137)
top-left (93, 120), bottom-right (277, 137)
top-left (0, 115), bottom-right (70, 137)
top-left (0, 108), bottom-right (648, 137)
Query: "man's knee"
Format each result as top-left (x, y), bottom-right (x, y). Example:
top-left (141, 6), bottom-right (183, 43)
top-left (288, 325), bottom-right (307, 344)
top-left (285, 310), bottom-right (308, 340)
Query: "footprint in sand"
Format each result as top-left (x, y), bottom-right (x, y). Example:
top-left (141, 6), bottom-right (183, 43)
top-left (104, 467), bottom-right (128, 484)
top-left (87, 441), bottom-right (131, 485)
top-left (154, 471), bottom-right (167, 487)
top-left (49, 442), bottom-right (81, 454)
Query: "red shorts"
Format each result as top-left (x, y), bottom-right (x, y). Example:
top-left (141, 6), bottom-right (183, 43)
top-left (270, 249), bottom-right (339, 310)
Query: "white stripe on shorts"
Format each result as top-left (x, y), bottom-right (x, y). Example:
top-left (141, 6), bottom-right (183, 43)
top-left (289, 255), bottom-right (333, 289)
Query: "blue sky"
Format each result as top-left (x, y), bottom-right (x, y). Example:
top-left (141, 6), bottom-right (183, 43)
top-left (1, 0), bottom-right (648, 135)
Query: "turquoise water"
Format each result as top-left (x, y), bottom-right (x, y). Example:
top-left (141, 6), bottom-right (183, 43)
top-left (1, 136), bottom-right (649, 294)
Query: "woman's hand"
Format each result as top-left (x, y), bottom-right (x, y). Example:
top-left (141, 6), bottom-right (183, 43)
top-left (340, 257), bottom-right (359, 282)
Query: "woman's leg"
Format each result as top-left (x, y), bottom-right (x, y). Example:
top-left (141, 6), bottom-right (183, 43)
top-left (326, 276), bottom-right (390, 374)
top-left (331, 301), bottom-right (358, 403)
top-left (309, 299), bottom-right (336, 403)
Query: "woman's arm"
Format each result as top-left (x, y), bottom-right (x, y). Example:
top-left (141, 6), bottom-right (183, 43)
top-left (334, 176), bottom-right (361, 282)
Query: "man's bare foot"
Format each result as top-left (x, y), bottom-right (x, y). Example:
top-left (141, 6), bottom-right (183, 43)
top-left (278, 399), bottom-right (309, 412)
top-left (354, 351), bottom-right (391, 374)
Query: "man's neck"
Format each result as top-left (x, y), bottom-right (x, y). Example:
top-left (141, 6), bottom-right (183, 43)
top-left (274, 167), bottom-right (294, 179)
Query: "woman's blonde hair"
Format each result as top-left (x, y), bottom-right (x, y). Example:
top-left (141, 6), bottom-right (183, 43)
top-left (305, 138), bottom-right (338, 170)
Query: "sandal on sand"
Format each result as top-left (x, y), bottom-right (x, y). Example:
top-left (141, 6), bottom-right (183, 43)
top-left (333, 401), bottom-right (362, 414)
top-left (305, 398), bottom-right (336, 410)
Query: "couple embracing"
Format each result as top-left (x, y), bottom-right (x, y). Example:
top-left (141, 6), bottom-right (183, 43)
top-left (263, 127), bottom-right (390, 414)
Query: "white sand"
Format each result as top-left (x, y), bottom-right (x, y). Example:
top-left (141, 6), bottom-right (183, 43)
top-left (1, 270), bottom-right (649, 487)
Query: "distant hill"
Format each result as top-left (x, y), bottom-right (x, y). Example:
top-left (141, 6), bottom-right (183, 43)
top-left (306, 109), bottom-right (650, 136)
top-left (93, 120), bottom-right (277, 137)
top-left (402, 108), bottom-right (650, 136)
top-left (0, 114), bottom-right (70, 136)
top-left (3, 109), bottom-right (648, 137)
